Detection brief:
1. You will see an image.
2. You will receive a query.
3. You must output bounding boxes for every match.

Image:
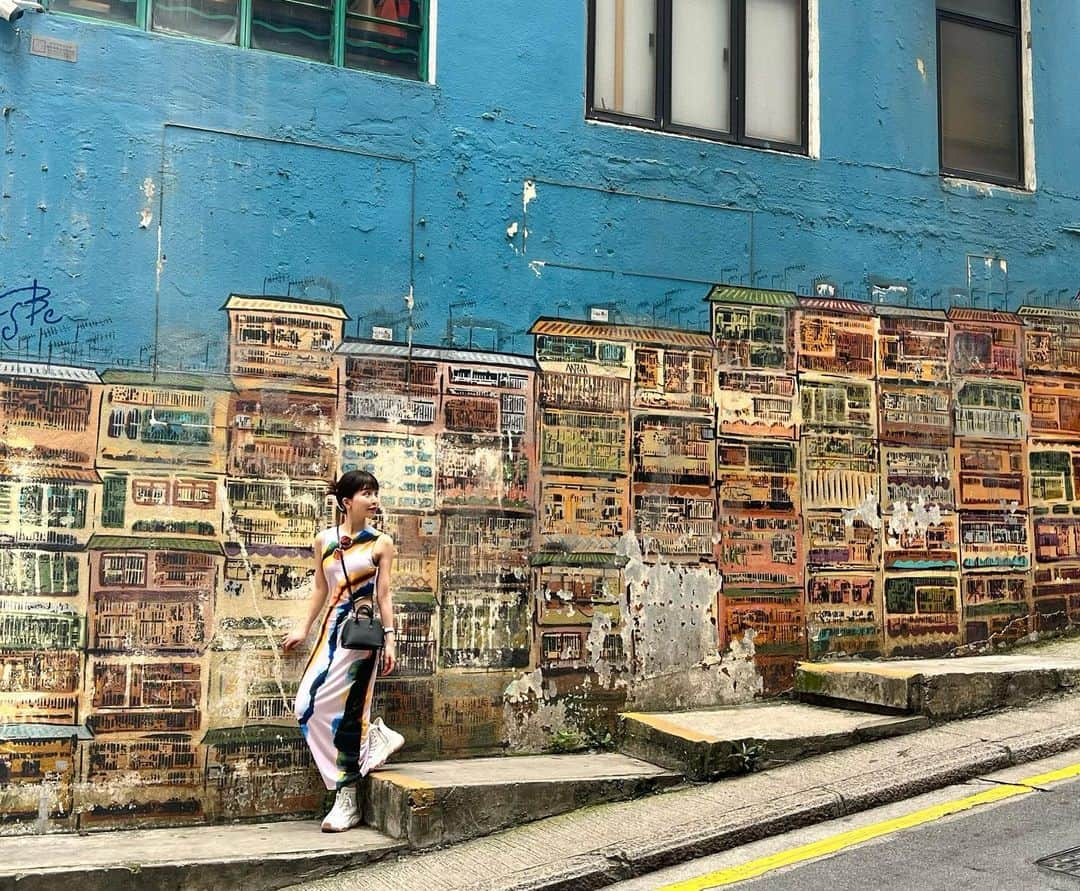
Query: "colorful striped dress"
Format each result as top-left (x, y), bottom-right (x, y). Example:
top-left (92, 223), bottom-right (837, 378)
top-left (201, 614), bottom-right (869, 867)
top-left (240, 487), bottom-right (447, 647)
top-left (295, 525), bottom-right (383, 790)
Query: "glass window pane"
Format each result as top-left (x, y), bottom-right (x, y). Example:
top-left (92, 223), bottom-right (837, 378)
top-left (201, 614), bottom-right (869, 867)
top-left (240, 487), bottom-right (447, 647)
top-left (251, 0), bottom-right (334, 63)
top-left (938, 0), bottom-right (1017, 26)
top-left (345, 0), bottom-right (422, 79)
top-left (152, 0), bottom-right (238, 43)
top-left (49, 0), bottom-right (137, 25)
top-left (939, 19), bottom-right (1020, 182)
top-left (744, 0), bottom-right (803, 145)
top-left (671, 0), bottom-right (730, 132)
top-left (592, 0), bottom-right (657, 120)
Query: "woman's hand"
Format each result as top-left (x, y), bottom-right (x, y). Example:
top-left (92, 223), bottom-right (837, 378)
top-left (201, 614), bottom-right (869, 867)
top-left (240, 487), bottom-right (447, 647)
top-left (282, 625), bottom-right (308, 652)
top-left (380, 636), bottom-right (396, 675)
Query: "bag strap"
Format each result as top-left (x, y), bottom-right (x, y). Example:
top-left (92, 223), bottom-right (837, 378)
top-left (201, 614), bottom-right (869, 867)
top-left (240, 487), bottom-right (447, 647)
top-left (337, 525), bottom-right (376, 627)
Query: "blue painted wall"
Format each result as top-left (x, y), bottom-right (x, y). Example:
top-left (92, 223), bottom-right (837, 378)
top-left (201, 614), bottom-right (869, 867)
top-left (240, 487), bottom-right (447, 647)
top-left (2, 1), bottom-right (1080, 363)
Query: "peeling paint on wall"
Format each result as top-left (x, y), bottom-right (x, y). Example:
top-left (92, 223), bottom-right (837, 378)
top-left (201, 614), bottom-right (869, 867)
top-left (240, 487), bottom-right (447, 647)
top-left (620, 532), bottom-right (762, 710)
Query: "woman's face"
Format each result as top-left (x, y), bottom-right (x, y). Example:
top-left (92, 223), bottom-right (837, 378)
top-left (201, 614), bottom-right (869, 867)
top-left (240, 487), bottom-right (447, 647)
top-left (343, 487), bottom-right (380, 520)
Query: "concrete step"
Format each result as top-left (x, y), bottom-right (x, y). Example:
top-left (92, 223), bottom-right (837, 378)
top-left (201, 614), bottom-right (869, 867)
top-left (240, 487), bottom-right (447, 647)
top-left (795, 655), bottom-right (1080, 718)
top-left (362, 753), bottom-right (681, 849)
top-left (618, 702), bottom-right (927, 781)
top-left (0, 820), bottom-right (403, 891)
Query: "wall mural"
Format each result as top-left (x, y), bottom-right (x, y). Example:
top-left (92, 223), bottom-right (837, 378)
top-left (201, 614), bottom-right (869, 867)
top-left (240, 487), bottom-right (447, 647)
top-left (1, 283), bottom-right (1079, 831)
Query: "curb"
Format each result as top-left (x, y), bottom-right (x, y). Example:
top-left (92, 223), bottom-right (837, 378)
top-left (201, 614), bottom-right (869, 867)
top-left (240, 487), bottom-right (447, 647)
top-left (471, 723), bottom-right (1080, 891)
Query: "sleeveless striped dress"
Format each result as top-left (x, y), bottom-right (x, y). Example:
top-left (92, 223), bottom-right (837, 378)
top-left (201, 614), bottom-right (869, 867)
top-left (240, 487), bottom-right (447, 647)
top-left (294, 525), bottom-right (382, 790)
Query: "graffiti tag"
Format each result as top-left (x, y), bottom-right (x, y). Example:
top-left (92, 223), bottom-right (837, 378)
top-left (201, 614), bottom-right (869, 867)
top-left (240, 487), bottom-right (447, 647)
top-left (0, 280), bottom-right (63, 344)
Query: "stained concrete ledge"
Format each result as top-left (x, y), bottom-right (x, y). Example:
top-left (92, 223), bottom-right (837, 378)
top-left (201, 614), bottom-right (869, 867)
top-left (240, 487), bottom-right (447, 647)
top-left (794, 655), bottom-right (1080, 718)
top-left (0, 820), bottom-right (404, 891)
top-left (618, 702), bottom-right (928, 781)
top-left (362, 753), bottom-right (682, 849)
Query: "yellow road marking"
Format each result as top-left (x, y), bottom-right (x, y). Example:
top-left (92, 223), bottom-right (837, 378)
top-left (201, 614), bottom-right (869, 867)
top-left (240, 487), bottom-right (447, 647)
top-left (660, 760), bottom-right (1080, 890)
top-left (1018, 761), bottom-right (1080, 787)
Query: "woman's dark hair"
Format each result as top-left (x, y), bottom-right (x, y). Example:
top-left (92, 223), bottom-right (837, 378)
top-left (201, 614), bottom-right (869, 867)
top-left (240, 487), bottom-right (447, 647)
top-left (333, 470), bottom-right (379, 511)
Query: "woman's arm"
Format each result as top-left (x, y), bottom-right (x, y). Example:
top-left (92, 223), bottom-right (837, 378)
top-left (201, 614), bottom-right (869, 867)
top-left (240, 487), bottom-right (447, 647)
top-left (282, 534), bottom-right (331, 651)
top-left (374, 533), bottom-right (396, 674)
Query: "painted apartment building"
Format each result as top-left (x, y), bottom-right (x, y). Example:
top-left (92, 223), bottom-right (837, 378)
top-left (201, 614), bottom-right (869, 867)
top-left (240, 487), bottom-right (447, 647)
top-left (337, 338), bottom-right (539, 757)
top-left (876, 306), bottom-right (960, 657)
top-left (0, 362), bottom-right (101, 821)
top-left (1022, 307), bottom-right (1080, 629)
top-left (709, 287), bottom-right (804, 690)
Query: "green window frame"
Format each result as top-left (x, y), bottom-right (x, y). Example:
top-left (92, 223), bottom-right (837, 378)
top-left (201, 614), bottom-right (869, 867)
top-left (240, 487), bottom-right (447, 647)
top-left (46, 0), bottom-right (429, 80)
top-left (17, 485), bottom-right (43, 527)
top-left (101, 475), bottom-right (128, 529)
top-left (46, 484), bottom-right (89, 530)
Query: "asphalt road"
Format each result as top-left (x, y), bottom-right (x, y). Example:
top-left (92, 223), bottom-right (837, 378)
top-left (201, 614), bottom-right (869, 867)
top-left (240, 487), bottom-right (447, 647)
top-left (610, 752), bottom-right (1080, 891)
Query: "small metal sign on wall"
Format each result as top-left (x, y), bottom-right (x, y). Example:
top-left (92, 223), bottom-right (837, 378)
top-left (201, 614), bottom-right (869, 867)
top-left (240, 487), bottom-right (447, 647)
top-left (29, 36), bottom-right (78, 62)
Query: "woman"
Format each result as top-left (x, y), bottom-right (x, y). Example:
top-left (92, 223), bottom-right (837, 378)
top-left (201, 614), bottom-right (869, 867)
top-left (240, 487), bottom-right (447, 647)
top-left (283, 470), bottom-right (404, 831)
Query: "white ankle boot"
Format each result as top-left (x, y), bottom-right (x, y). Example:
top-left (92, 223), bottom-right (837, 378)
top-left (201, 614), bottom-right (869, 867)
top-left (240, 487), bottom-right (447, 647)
top-left (321, 785), bottom-right (361, 832)
top-left (363, 717), bottom-right (405, 775)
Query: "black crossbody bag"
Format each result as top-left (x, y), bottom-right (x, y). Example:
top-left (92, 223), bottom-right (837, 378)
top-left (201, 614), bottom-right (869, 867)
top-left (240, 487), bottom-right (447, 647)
top-left (336, 527), bottom-right (385, 651)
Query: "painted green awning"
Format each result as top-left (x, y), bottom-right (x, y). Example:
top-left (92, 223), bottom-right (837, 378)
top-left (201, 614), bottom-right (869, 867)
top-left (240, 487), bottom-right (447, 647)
top-left (537, 604), bottom-right (621, 626)
top-left (88, 534), bottom-right (224, 555)
top-left (100, 369), bottom-right (236, 391)
top-left (396, 590), bottom-right (437, 605)
top-left (723, 587), bottom-right (802, 601)
top-left (529, 552), bottom-right (628, 569)
top-left (706, 285), bottom-right (800, 307)
top-left (0, 723), bottom-right (94, 741)
top-left (963, 602), bottom-right (1030, 618)
top-left (202, 724), bottom-right (303, 746)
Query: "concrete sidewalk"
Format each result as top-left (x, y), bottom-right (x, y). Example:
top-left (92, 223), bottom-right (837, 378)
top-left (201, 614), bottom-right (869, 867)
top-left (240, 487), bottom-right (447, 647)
top-left (295, 689), bottom-right (1080, 891)
top-left (0, 821), bottom-right (403, 891)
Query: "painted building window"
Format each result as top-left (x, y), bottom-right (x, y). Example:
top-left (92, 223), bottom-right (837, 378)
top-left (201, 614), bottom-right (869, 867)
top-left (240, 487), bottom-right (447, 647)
top-left (100, 553), bottom-right (148, 588)
top-left (46, 486), bottom-right (88, 529)
top-left (142, 410), bottom-right (213, 446)
top-left (588, 0), bottom-right (809, 153)
top-left (937, 0), bottom-right (1023, 185)
top-left (133, 479), bottom-right (171, 506)
top-left (101, 476), bottom-right (128, 529)
top-left (107, 409), bottom-right (124, 439)
top-left (125, 409), bottom-right (141, 440)
top-left (17, 486), bottom-right (42, 526)
top-left (108, 407), bottom-right (139, 439)
top-left (501, 394), bottom-right (527, 435)
top-left (0, 551), bottom-right (78, 596)
top-left (47, 0), bottom-right (428, 80)
top-left (108, 408), bottom-right (212, 445)
top-left (174, 479), bottom-right (217, 508)
top-left (542, 632), bottom-right (584, 665)
top-left (154, 551), bottom-right (216, 589)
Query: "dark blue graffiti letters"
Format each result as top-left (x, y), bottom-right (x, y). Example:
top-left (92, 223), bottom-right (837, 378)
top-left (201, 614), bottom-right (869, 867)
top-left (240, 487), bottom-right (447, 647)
top-left (0, 280), bottom-right (64, 344)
